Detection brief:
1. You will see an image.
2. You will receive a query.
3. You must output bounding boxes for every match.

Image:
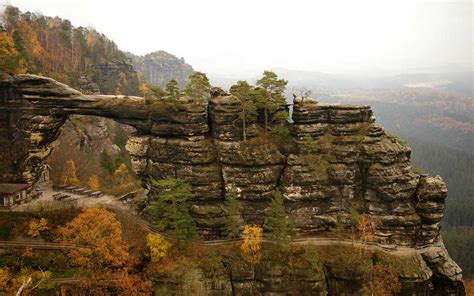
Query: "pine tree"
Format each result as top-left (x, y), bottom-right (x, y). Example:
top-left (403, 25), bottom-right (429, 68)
top-left (223, 186), bottom-right (245, 238)
top-left (230, 80), bottom-right (258, 141)
top-left (165, 79), bottom-right (180, 99)
top-left (256, 71), bottom-right (288, 133)
top-left (146, 177), bottom-right (198, 239)
top-left (184, 71), bottom-right (211, 99)
top-left (264, 190), bottom-right (292, 242)
top-left (150, 85), bottom-right (166, 99)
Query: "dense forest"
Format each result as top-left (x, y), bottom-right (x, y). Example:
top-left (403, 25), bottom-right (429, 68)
top-left (0, 5), bottom-right (141, 95)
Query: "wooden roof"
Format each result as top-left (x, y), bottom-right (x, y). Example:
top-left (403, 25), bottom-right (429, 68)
top-left (0, 183), bottom-right (31, 194)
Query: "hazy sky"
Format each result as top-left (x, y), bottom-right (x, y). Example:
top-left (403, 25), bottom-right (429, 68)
top-left (2, 0), bottom-right (472, 76)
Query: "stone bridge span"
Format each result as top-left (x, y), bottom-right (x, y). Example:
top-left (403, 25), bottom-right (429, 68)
top-left (0, 74), bottom-right (453, 251)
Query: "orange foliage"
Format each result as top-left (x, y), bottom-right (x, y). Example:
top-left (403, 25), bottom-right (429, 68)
top-left (0, 268), bottom-right (9, 290)
top-left (0, 32), bottom-right (20, 74)
top-left (139, 83), bottom-right (149, 98)
top-left (16, 20), bottom-right (45, 58)
top-left (358, 214), bottom-right (375, 256)
top-left (370, 263), bottom-right (401, 296)
top-left (240, 225), bottom-right (263, 264)
top-left (465, 278), bottom-right (474, 296)
top-left (58, 207), bottom-right (129, 269)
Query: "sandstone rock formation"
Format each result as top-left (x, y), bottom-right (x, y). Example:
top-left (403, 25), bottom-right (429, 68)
top-left (0, 74), bottom-right (464, 292)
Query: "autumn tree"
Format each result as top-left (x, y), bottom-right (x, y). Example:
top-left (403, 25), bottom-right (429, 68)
top-left (0, 31), bottom-right (21, 75)
top-left (59, 207), bottom-right (129, 269)
top-left (255, 71), bottom-right (288, 132)
top-left (146, 177), bottom-right (198, 239)
top-left (184, 71), bottom-right (211, 99)
top-left (147, 233), bottom-right (172, 263)
top-left (223, 185), bottom-right (245, 239)
top-left (230, 80), bottom-right (258, 141)
top-left (27, 218), bottom-right (49, 237)
top-left (62, 159), bottom-right (80, 186)
top-left (0, 267), bottom-right (52, 295)
top-left (139, 82), bottom-right (149, 98)
top-left (87, 174), bottom-right (100, 191)
top-left (358, 214), bottom-right (376, 257)
top-left (0, 268), bottom-right (9, 291)
top-left (264, 190), bottom-right (292, 243)
top-left (370, 263), bottom-right (401, 296)
top-left (240, 225), bottom-right (263, 264)
top-left (114, 163), bottom-right (130, 185)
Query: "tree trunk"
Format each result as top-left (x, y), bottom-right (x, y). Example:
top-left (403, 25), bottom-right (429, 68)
top-left (264, 108), bottom-right (268, 133)
top-left (242, 116), bottom-right (246, 141)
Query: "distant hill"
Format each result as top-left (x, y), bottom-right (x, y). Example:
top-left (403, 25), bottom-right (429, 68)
top-left (127, 51), bottom-right (194, 87)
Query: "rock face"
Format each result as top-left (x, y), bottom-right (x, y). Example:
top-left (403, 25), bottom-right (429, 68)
top-left (127, 51), bottom-right (194, 87)
top-left (0, 75), bottom-right (464, 292)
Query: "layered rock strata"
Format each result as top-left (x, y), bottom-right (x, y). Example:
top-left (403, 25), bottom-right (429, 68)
top-left (0, 75), bottom-right (464, 292)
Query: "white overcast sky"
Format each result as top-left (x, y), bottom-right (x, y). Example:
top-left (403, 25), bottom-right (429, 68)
top-left (2, 0), bottom-right (472, 76)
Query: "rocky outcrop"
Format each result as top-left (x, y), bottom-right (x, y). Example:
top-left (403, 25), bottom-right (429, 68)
top-left (0, 75), bottom-right (464, 292)
top-left (127, 51), bottom-right (194, 87)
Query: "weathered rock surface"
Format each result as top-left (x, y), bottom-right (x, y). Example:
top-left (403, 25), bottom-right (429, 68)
top-left (127, 50), bottom-right (194, 87)
top-left (0, 75), bottom-right (464, 292)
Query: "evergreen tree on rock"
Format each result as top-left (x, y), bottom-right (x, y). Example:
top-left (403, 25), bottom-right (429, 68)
top-left (146, 177), bottom-right (198, 240)
top-left (256, 71), bottom-right (288, 132)
top-left (223, 185), bottom-right (245, 238)
top-left (184, 71), bottom-right (211, 99)
top-left (264, 189), bottom-right (293, 242)
top-left (230, 80), bottom-right (258, 141)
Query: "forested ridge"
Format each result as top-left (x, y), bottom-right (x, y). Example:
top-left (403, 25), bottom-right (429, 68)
top-left (0, 5), bottom-right (141, 95)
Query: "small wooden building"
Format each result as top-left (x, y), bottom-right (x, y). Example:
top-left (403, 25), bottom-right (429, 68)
top-left (0, 183), bottom-right (32, 207)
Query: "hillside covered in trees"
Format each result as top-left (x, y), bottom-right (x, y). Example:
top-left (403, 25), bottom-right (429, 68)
top-left (0, 5), bottom-right (140, 95)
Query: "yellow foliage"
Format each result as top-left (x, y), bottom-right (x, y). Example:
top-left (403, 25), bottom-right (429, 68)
top-left (87, 174), bottom-right (100, 191)
top-left (139, 83), bottom-right (149, 98)
top-left (119, 71), bottom-right (127, 83)
top-left (0, 268), bottom-right (9, 290)
top-left (62, 159), bottom-right (80, 186)
top-left (59, 207), bottom-right (129, 269)
top-left (16, 21), bottom-right (45, 58)
top-left (27, 218), bottom-right (49, 237)
top-left (0, 32), bottom-right (20, 74)
top-left (240, 224), bottom-right (263, 264)
top-left (146, 233), bottom-right (172, 263)
top-left (114, 163), bottom-right (130, 185)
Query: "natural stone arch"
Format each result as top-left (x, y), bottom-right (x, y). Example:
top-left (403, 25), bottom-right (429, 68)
top-left (0, 74), bottom-right (450, 247)
top-left (0, 74), bottom-right (208, 184)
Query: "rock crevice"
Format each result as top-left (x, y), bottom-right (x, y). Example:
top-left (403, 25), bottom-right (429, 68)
top-left (0, 75), bottom-right (463, 289)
